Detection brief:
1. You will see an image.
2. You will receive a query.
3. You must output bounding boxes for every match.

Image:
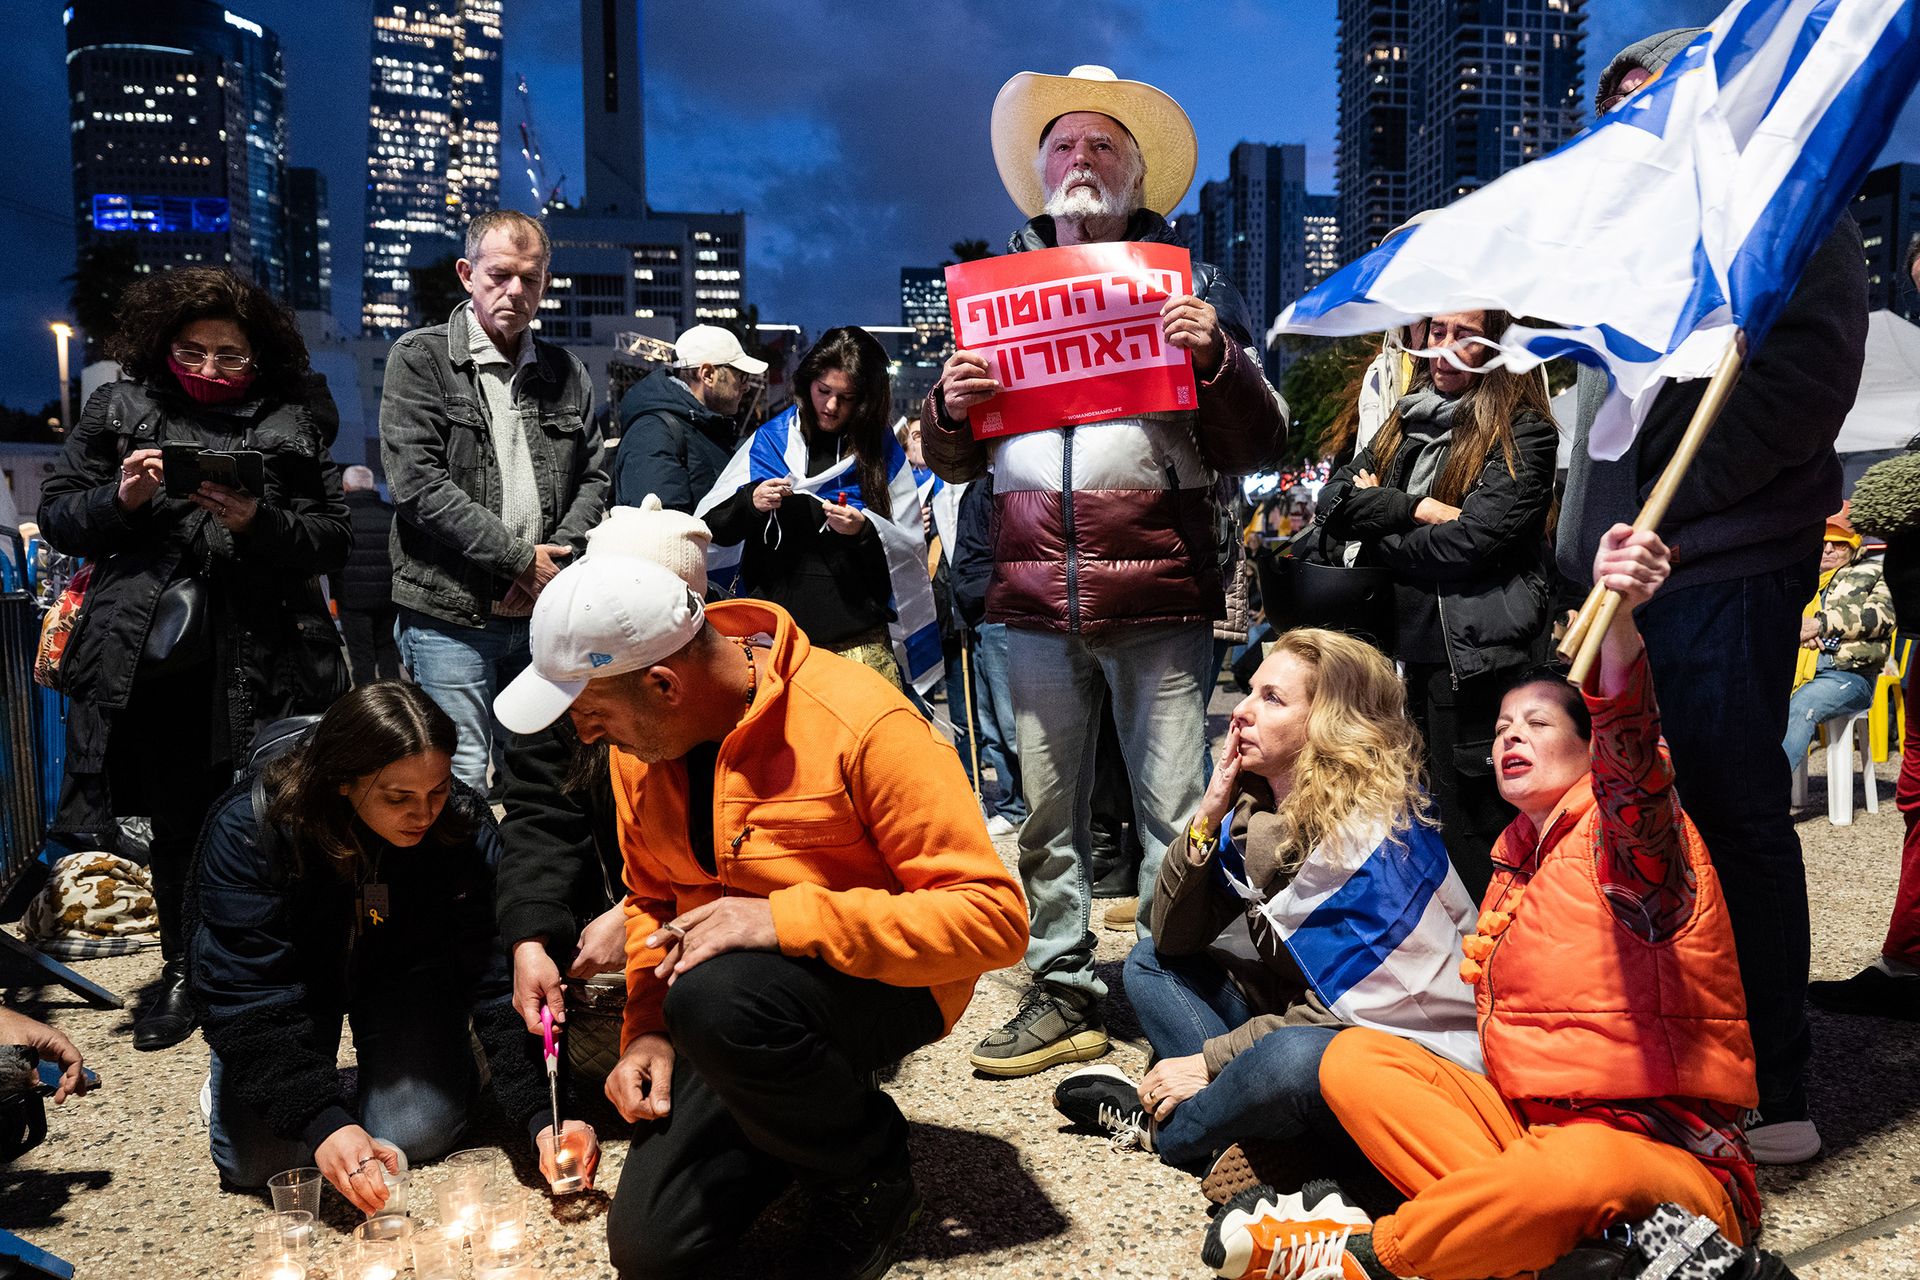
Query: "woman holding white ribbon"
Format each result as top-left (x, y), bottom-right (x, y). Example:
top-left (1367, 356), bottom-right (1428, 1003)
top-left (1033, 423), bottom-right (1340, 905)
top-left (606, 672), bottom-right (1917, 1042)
top-left (1050, 628), bottom-right (1480, 1193)
top-left (698, 326), bottom-right (932, 689)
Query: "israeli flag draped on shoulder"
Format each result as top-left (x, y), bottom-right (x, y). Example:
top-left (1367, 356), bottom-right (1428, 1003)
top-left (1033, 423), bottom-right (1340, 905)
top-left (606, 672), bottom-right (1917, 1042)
top-left (1214, 812), bottom-right (1483, 1071)
top-left (695, 406), bottom-right (944, 692)
top-left (1269, 0), bottom-right (1920, 461)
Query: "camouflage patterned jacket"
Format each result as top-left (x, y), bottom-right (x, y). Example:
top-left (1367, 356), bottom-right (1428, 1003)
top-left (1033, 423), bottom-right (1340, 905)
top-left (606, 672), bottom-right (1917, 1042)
top-left (1814, 559), bottom-right (1896, 675)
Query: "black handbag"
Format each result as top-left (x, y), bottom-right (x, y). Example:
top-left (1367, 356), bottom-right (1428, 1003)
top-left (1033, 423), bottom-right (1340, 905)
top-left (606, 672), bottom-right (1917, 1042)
top-left (1254, 528), bottom-right (1398, 655)
top-left (141, 577), bottom-right (212, 675)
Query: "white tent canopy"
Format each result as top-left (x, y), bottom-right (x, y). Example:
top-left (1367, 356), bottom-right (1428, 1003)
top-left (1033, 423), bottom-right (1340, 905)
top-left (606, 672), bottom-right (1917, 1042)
top-left (1836, 310), bottom-right (1920, 455)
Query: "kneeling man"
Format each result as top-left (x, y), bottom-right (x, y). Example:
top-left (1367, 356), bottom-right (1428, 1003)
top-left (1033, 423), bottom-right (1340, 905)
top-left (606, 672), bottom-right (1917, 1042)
top-left (496, 554), bottom-right (1027, 1280)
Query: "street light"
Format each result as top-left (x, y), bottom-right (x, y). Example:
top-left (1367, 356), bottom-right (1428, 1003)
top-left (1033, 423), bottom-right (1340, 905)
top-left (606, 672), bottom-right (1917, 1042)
top-left (50, 322), bottom-right (72, 435)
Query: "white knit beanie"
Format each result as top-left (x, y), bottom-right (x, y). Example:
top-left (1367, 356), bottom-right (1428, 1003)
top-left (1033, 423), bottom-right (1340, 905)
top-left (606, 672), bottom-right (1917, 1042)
top-left (583, 496), bottom-right (713, 595)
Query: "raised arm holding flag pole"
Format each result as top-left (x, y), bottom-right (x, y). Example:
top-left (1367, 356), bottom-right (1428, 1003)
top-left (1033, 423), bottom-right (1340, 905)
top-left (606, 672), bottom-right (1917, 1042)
top-left (1271, 0), bottom-right (1917, 1167)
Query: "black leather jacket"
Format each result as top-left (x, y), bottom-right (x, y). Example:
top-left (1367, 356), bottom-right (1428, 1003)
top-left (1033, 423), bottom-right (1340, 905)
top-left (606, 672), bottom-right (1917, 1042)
top-left (378, 303), bottom-right (608, 627)
top-left (1319, 407), bottom-right (1558, 682)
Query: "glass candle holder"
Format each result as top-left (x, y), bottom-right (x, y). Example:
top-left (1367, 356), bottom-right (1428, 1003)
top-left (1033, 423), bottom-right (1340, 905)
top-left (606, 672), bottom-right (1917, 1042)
top-left (434, 1173), bottom-right (489, 1239)
top-left (250, 1209), bottom-right (315, 1260)
top-left (410, 1224), bottom-right (465, 1280)
top-left (266, 1167), bottom-right (323, 1217)
top-left (350, 1213), bottom-right (412, 1280)
top-left (239, 1260), bottom-right (307, 1280)
top-left (367, 1138), bottom-right (410, 1214)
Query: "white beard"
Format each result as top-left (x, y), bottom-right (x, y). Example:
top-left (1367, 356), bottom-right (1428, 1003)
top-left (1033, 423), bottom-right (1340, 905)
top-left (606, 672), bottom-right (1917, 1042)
top-left (1044, 172), bottom-right (1136, 222)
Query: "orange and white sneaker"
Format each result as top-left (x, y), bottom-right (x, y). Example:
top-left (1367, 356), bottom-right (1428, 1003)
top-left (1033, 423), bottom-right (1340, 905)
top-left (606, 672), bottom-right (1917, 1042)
top-left (1201, 1180), bottom-right (1378, 1280)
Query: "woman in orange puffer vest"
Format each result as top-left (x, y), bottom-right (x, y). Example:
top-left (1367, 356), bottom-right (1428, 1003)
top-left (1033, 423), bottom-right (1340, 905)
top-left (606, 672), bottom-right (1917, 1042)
top-left (1203, 524), bottom-right (1761, 1280)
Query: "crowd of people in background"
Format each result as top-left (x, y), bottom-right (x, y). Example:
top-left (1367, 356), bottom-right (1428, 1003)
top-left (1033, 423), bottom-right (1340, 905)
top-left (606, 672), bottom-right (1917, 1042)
top-left (10, 27), bottom-right (1920, 1280)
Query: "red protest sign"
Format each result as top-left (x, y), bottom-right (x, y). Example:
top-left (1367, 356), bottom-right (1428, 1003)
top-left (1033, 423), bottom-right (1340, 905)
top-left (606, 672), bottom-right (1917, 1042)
top-left (945, 242), bottom-right (1196, 441)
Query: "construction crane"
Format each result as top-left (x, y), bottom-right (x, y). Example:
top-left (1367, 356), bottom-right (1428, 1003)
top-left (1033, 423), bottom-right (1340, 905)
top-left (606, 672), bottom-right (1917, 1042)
top-left (515, 74), bottom-right (569, 212)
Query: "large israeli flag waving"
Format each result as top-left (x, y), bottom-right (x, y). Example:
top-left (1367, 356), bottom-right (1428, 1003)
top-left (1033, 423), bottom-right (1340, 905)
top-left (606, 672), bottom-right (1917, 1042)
top-left (695, 406), bottom-right (944, 693)
top-left (1271, 0), bottom-right (1920, 461)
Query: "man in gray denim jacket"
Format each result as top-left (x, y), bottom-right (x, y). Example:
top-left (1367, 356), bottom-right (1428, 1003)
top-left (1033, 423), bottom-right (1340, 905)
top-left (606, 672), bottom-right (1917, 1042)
top-left (380, 209), bottom-right (608, 789)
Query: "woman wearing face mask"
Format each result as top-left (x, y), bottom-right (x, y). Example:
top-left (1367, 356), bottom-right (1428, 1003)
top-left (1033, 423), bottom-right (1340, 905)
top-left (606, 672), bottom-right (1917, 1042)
top-left (1049, 629), bottom-right (1480, 1198)
top-left (38, 267), bottom-right (349, 1052)
top-left (187, 681), bottom-right (551, 1212)
top-left (1313, 310), bottom-right (1559, 900)
top-left (697, 326), bottom-right (920, 687)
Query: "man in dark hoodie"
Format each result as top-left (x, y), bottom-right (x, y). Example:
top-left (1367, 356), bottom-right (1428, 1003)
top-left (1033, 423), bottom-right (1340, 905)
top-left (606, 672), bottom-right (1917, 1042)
top-left (611, 325), bottom-right (763, 512)
top-left (1557, 28), bottom-right (1870, 1166)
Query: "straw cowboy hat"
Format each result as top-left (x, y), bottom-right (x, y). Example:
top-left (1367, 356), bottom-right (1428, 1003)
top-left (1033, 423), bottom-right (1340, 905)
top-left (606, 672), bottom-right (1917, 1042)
top-left (990, 64), bottom-right (1197, 218)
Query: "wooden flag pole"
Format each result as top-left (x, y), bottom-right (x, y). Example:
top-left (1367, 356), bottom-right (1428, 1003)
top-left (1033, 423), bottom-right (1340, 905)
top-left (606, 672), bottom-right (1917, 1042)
top-left (1559, 330), bottom-right (1750, 685)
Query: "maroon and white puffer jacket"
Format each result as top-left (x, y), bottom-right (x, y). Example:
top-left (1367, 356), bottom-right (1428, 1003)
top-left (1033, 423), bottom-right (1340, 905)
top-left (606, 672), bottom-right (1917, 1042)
top-left (921, 212), bottom-right (1288, 635)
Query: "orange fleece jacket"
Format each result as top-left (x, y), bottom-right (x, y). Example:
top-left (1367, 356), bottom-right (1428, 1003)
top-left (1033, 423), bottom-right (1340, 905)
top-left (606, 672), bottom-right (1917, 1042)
top-left (613, 599), bottom-right (1029, 1047)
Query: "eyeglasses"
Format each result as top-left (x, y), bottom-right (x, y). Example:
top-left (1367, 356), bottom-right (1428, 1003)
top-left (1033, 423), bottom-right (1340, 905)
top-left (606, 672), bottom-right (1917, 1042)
top-left (172, 345), bottom-right (254, 374)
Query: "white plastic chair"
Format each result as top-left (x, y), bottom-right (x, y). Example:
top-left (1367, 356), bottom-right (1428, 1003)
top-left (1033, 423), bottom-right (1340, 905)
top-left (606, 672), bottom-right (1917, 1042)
top-left (1790, 708), bottom-right (1879, 825)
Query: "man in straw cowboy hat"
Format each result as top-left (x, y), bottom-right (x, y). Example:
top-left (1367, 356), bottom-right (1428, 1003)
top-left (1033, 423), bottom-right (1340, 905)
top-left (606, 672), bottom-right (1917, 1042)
top-left (922, 65), bottom-right (1287, 1077)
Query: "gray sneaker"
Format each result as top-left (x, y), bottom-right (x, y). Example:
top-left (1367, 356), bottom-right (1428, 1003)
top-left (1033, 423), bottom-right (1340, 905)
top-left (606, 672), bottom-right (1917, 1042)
top-left (969, 982), bottom-right (1109, 1077)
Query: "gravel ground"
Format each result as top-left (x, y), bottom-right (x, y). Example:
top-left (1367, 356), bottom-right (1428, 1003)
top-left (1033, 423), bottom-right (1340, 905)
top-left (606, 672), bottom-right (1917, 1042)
top-left (4, 693), bottom-right (1919, 1278)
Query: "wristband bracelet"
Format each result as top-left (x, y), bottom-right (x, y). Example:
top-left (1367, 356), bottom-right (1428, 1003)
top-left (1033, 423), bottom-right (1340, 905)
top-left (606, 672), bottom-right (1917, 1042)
top-left (1188, 817), bottom-right (1217, 846)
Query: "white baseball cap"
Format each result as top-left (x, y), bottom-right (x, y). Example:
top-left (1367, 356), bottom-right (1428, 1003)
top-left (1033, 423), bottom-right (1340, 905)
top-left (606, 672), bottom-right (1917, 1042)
top-left (672, 324), bottom-right (768, 376)
top-left (494, 556), bottom-right (706, 734)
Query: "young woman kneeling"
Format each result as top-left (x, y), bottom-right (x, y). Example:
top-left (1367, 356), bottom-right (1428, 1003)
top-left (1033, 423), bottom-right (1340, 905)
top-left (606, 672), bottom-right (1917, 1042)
top-left (189, 682), bottom-right (550, 1212)
top-left (1051, 629), bottom-right (1481, 1179)
top-left (1206, 527), bottom-right (1761, 1280)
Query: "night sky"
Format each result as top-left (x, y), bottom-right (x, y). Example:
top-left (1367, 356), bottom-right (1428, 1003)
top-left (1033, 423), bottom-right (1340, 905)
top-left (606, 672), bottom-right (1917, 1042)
top-left (5, 0), bottom-right (1919, 410)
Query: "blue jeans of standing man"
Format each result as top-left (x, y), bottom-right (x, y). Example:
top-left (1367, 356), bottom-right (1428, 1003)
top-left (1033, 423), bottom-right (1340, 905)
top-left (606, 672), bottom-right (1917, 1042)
top-left (396, 608), bottom-right (532, 791)
top-left (1637, 558), bottom-right (1819, 1118)
top-left (207, 969), bottom-right (484, 1187)
top-left (973, 624), bottom-right (1026, 822)
top-left (1007, 622), bottom-right (1211, 998)
top-left (1783, 667), bottom-right (1875, 766)
top-left (1122, 939), bottom-right (1342, 1172)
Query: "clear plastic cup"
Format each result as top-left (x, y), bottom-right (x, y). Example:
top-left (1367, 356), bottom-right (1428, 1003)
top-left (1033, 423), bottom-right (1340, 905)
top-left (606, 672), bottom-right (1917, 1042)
top-left (239, 1260), bottom-right (307, 1280)
top-left (250, 1208), bottom-right (315, 1259)
top-left (367, 1138), bottom-right (410, 1214)
top-left (539, 1120), bottom-right (596, 1194)
top-left (266, 1166), bottom-right (323, 1217)
top-left (350, 1214), bottom-right (412, 1280)
top-left (474, 1194), bottom-right (533, 1271)
top-left (434, 1172), bottom-right (490, 1238)
top-left (411, 1224), bottom-right (465, 1280)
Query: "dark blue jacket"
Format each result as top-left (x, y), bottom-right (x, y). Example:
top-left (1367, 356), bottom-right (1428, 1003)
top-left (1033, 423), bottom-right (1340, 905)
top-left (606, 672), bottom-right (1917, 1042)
top-left (186, 779), bottom-right (540, 1148)
top-left (611, 366), bottom-right (739, 513)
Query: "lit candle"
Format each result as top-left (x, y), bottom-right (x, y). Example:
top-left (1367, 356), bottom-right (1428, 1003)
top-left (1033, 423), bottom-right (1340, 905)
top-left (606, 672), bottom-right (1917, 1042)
top-left (267, 1266), bottom-right (302, 1280)
top-left (355, 1268), bottom-right (396, 1280)
top-left (487, 1220), bottom-right (526, 1253)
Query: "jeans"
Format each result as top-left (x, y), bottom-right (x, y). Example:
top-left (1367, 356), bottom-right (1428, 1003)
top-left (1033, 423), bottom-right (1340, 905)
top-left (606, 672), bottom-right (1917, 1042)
top-left (396, 608), bottom-right (532, 791)
top-left (1637, 559), bottom-right (1818, 1116)
top-left (207, 971), bottom-right (482, 1187)
top-left (1007, 622), bottom-right (1211, 997)
top-left (339, 604), bottom-right (401, 686)
top-left (942, 639), bottom-right (976, 790)
top-left (972, 624), bottom-right (1026, 822)
top-left (605, 953), bottom-right (944, 1280)
top-left (1122, 939), bottom-right (1342, 1171)
top-left (1782, 667), bottom-right (1875, 766)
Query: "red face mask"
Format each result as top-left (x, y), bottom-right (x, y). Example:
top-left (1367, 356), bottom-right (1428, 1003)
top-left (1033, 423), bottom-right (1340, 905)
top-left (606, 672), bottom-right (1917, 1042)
top-left (168, 354), bottom-right (256, 405)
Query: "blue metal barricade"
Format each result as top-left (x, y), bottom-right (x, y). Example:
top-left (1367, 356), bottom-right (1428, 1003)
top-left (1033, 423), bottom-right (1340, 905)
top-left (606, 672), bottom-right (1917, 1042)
top-left (0, 528), bottom-right (47, 904)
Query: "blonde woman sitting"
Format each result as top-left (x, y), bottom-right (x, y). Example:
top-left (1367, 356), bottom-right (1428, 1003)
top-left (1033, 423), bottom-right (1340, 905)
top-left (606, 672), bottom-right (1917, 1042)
top-left (1052, 629), bottom-right (1481, 1178)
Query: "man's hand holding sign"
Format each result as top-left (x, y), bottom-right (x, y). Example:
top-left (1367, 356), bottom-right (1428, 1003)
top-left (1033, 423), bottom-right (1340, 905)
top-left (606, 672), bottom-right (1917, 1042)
top-left (940, 242), bottom-right (1209, 438)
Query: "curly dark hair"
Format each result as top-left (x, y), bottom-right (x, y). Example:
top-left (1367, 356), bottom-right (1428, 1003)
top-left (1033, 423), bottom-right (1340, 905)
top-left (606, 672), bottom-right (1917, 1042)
top-left (794, 326), bottom-right (894, 519)
top-left (107, 266), bottom-right (313, 401)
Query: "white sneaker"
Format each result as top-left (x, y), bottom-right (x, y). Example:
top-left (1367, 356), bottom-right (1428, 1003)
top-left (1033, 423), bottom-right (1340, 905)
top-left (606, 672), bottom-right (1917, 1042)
top-left (985, 813), bottom-right (1017, 837)
top-left (1745, 1114), bottom-right (1822, 1164)
top-left (198, 1070), bottom-right (212, 1129)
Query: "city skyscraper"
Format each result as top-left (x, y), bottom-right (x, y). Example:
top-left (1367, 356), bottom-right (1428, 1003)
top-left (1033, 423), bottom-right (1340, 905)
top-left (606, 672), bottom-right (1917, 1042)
top-left (537, 0), bottom-right (746, 351)
top-left (284, 167), bottom-right (332, 312)
top-left (1854, 161), bottom-right (1920, 323)
top-left (1304, 194), bottom-right (1342, 286)
top-left (1336, 0), bottom-right (1586, 262)
top-left (900, 267), bottom-right (950, 364)
top-left (358, 0), bottom-right (504, 336)
top-left (66, 0), bottom-right (289, 293)
top-left (1335, 0), bottom-right (1415, 262)
top-left (1194, 142), bottom-right (1313, 378)
top-left (578, 0), bottom-right (646, 216)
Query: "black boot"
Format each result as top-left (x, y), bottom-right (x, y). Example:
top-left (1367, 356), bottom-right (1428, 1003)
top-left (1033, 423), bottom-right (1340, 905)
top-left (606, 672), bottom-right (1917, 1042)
top-left (132, 960), bottom-right (198, 1051)
top-left (815, 1162), bottom-right (922, 1280)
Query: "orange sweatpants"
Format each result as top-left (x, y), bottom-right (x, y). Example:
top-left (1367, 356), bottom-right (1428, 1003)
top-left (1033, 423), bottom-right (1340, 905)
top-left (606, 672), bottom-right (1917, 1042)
top-left (1319, 1029), bottom-right (1743, 1280)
